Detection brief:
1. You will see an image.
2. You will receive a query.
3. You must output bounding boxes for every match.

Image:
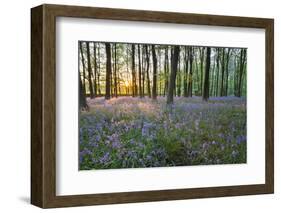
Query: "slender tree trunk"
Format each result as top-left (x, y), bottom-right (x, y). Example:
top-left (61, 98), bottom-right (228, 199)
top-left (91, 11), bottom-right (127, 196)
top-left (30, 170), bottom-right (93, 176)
top-left (126, 46), bottom-right (130, 95)
top-left (86, 42), bottom-right (95, 98)
top-left (177, 52), bottom-right (181, 97)
top-left (142, 45), bottom-right (145, 96)
top-left (110, 46), bottom-right (114, 97)
top-left (151, 45), bottom-right (157, 100)
top-left (105, 43), bottom-right (111, 100)
top-left (167, 46), bottom-right (180, 104)
top-left (158, 48), bottom-right (162, 96)
top-left (145, 45), bottom-right (151, 98)
top-left (220, 48), bottom-right (225, 96)
top-left (164, 47), bottom-right (169, 96)
top-left (237, 49), bottom-right (246, 97)
top-left (131, 44), bottom-right (137, 97)
top-left (93, 43), bottom-right (98, 96)
top-left (183, 47), bottom-right (188, 97)
top-left (203, 47), bottom-right (211, 101)
top-left (97, 44), bottom-right (101, 95)
top-left (200, 47), bottom-right (205, 95)
top-left (224, 48), bottom-right (231, 96)
top-left (194, 50), bottom-right (200, 95)
top-left (187, 47), bottom-right (193, 97)
top-left (215, 48), bottom-right (220, 96)
top-left (79, 41), bottom-right (87, 94)
top-left (79, 74), bottom-right (88, 110)
top-left (114, 44), bottom-right (118, 97)
top-left (210, 56), bottom-right (216, 97)
top-left (138, 44), bottom-right (142, 97)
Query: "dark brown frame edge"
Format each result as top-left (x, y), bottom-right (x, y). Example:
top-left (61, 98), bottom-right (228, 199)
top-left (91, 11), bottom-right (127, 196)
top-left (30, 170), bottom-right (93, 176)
top-left (31, 4), bottom-right (274, 208)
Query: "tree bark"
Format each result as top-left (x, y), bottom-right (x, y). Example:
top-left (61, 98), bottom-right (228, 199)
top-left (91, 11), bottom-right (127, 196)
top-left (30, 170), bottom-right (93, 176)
top-left (151, 45), bottom-right (157, 100)
top-left (187, 47), bottom-right (193, 97)
top-left (210, 50), bottom-right (217, 97)
top-left (145, 45), bottom-right (151, 98)
top-left (142, 45), bottom-right (145, 96)
top-left (203, 47), bottom-right (211, 101)
top-left (114, 44), bottom-right (118, 98)
top-left (79, 74), bottom-right (88, 110)
top-left (93, 43), bottom-right (98, 96)
top-left (183, 47), bottom-right (188, 97)
top-left (177, 53), bottom-right (181, 97)
top-left (164, 47), bottom-right (169, 96)
top-left (200, 47), bottom-right (205, 95)
top-left (86, 42), bottom-right (95, 98)
top-left (215, 48), bottom-right (220, 96)
top-left (237, 49), bottom-right (246, 97)
top-left (79, 41), bottom-right (87, 94)
top-left (97, 44), bottom-right (101, 95)
top-left (220, 48), bottom-right (225, 96)
top-left (167, 46), bottom-right (180, 104)
top-left (224, 48), bottom-right (231, 96)
top-left (131, 44), bottom-right (137, 97)
top-left (138, 44), bottom-right (142, 97)
top-left (105, 43), bottom-right (111, 100)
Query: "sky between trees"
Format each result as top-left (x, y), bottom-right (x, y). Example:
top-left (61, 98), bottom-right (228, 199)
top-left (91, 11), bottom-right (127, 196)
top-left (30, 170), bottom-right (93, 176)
top-left (79, 41), bottom-right (247, 109)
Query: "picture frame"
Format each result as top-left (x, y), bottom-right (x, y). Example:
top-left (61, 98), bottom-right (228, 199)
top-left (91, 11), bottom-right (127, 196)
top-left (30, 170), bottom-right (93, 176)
top-left (31, 4), bottom-right (274, 208)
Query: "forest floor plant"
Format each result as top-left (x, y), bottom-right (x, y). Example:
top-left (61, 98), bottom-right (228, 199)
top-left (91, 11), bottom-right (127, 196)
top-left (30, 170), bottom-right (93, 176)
top-left (79, 96), bottom-right (246, 170)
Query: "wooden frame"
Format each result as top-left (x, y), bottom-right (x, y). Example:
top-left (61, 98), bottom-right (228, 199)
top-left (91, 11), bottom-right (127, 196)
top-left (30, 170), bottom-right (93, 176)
top-left (31, 4), bottom-right (274, 208)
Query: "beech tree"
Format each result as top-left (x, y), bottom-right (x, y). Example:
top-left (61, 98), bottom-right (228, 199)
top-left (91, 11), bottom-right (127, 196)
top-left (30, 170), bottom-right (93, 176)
top-left (105, 43), bottom-right (111, 100)
top-left (79, 42), bottom-right (247, 101)
top-left (131, 44), bottom-right (137, 97)
top-left (144, 45), bottom-right (151, 98)
top-left (203, 47), bottom-right (211, 101)
top-left (79, 41), bottom-right (87, 93)
top-left (187, 47), bottom-right (193, 97)
top-left (86, 42), bottom-right (95, 98)
top-left (138, 44), bottom-right (143, 97)
top-left (167, 46), bottom-right (180, 104)
top-left (151, 45), bottom-right (157, 100)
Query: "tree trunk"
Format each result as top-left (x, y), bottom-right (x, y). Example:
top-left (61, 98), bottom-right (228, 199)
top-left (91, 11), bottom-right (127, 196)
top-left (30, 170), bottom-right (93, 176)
top-left (237, 49), bottom-right (246, 97)
top-left (158, 48), bottom-right (163, 96)
top-left (86, 42), bottom-right (95, 98)
top-left (164, 47), bottom-right (169, 96)
top-left (142, 45), bottom-right (145, 96)
top-left (79, 41), bottom-right (87, 94)
top-left (79, 74), bottom-right (88, 110)
top-left (224, 48), bottom-right (231, 96)
top-left (151, 45), bottom-right (157, 100)
top-left (131, 44), bottom-right (137, 97)
top-left (183, 47), bottom-right (188, 97)
top-left (220, 48), bottom-right (225, 96)
top-left (177, 52), bottom-right (181, 97)
top-left (105, 43), bottom-right (111, 100)
top-left (167, 46), bottom-right (180, 104)
top-left (200, 47), bottom-right (205, 95)
top-left (215, 48), bottom-right (220, 96)
top-left (97, 44), bottom-right (101, 95)
top-left (138, 44), bottom-right (142, 97)
top-left (145, 45), bottom-right (151, 98)
top-left (114, 44), bottom-right (118, 98)
top-left (93, 43), bottom-right (98, 96)
top-left (187, 47), bottom-right (193, 97)
top-left (203, 47), bottom-right (211, 101)
top-left (194, 49), bottom-right (200, 95)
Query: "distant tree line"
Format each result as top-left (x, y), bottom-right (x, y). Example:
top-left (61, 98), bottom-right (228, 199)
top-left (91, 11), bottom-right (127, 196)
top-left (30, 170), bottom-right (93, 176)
top-left (79, 41), bottom-right (247, 109)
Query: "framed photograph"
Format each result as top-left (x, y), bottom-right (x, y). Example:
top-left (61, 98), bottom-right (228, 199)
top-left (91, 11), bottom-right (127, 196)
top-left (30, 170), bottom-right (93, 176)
top-left (31, 4), bottom-right (274, 208)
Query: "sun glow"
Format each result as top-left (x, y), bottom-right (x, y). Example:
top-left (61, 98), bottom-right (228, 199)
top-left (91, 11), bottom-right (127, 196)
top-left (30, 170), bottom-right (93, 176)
top-left (124, 81), bottom-right (129, 87)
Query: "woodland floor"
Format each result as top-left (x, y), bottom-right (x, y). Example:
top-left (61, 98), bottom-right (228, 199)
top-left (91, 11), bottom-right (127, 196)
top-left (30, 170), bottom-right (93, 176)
top-left (79, 96), bottom-right (247, 170)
